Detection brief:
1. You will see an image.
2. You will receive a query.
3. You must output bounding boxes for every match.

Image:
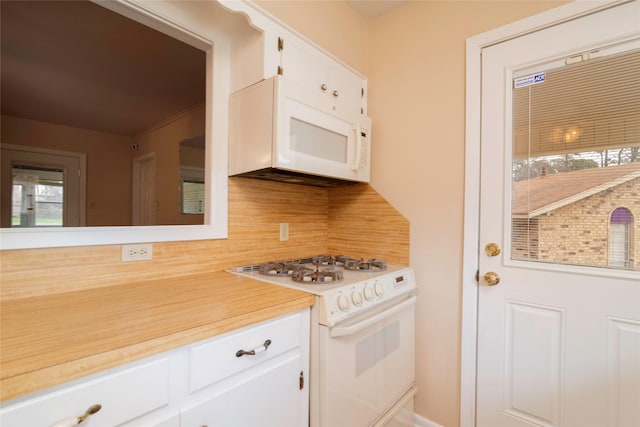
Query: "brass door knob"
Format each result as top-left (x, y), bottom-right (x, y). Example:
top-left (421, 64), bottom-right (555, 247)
top-left (485, 243), bottom-right (501, 257)
top-left (483, 271), bottom-right (500, 286)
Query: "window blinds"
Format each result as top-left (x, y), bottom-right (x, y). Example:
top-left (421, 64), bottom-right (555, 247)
top-left (510, 43), bottom-right (639, 271)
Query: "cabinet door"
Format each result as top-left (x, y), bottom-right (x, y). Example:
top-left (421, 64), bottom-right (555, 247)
top-left (326, 59), bottom-right (366, 119)
top-left (280, 33), bottom-right (328, 95)
top-left (279, 33), bottom-right (364, 119)
top-left (180, 354), bottom-right (307, 427)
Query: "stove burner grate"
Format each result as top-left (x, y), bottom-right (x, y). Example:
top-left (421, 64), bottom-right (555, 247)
top-left (292, 267), bottom-right (344, 283)
top-left (311, 255), bottom-right (352, 266)
top-left (344, 258), bottom-right (387, 271)
top-left (258, 262), bottom-right (309, 276)
top-left (245, 254), bottom-right (387, 283)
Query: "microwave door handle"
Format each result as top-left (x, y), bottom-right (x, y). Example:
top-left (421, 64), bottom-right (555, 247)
top-left (351, 124), bottom-right (362, 171)
top-left (329, 296), bottom-right (416, 338)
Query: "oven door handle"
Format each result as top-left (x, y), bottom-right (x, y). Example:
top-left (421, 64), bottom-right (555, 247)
top-left (329, 295), bottom-right (416, 338)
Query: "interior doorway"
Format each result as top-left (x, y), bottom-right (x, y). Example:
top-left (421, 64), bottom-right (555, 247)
top-left (132, 152), bottom-right (156, 226)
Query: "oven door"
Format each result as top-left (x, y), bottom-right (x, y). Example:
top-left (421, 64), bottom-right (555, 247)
top-left (317, 294), bottom-right (416, 427)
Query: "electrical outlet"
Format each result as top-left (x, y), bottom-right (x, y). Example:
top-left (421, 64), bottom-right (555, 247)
top-left (121, 243), bottom-right (153, 262)
top-left (280, 223), bottom-right (289, 241)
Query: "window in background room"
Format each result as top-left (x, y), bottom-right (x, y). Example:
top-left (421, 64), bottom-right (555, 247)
top-left (11, 166), bottom-right (64, 227)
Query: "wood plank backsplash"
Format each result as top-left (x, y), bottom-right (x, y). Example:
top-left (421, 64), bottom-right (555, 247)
top-left (328, 184), bottom-right (410, 265)
top-left (0, 178), bottom-right (408, 300)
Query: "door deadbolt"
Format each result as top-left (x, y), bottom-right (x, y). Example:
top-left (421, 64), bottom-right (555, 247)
top-left (483, 271), bottom-right (500, 286)
top-left (485, 243), bottom-right (501, 257)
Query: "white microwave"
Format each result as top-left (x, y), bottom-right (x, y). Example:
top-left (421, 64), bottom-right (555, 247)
top-left (228, 76), bottom-right (371, 186)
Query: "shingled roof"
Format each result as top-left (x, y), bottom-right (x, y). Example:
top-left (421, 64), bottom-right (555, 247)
top-left (512, 162), bottom-right (640, 217)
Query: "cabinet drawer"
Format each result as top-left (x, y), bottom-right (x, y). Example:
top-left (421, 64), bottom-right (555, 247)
top-left (188, 311), bottom-right (303, 393)
top-left (0, 358), bottom-right (170, 427)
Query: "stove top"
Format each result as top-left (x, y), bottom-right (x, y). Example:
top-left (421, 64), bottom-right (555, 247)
top-left (231, 255), bottom-right (416, 326)
top-left (231, 255), bottom-right (400, 295)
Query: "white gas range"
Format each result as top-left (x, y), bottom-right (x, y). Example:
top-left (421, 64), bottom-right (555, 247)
top-left (232, 255), bottom-right (417, 427)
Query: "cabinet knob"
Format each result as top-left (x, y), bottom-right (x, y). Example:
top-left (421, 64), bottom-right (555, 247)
top-left (320, 83), bottom-right (327, 92)
top-left (332, 90), bottom-right (339, 97)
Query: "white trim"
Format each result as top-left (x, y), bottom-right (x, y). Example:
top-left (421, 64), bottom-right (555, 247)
top-left (0, 0), bottom-right (230, 249)
top-left (461, 1), bottom-right (630, 426)
top-left (460, 33), bottom-right (482, 427)
top-left (413, 412), bottom-right (444, 427)
top-left (94, 0), bottom-right (212, 50)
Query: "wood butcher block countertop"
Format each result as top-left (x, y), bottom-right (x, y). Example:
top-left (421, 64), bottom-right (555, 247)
top-left (0, 271), bottom-right (314, 402)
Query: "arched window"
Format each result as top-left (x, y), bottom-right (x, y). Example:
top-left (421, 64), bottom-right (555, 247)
top-left (609, 207), bottom-right (633, 268)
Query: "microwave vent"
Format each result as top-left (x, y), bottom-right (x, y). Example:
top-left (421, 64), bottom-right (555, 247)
top-left (231, 168), bottom-right (359, 188)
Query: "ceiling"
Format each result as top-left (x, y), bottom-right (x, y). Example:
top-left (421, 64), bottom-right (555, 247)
top-left (346, 0), bottom-right (409, 20)
top-left (0, 0), bottom-right (205, 136)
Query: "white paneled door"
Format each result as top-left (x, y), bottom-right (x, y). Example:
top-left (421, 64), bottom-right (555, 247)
top-left (477, 2), bottom-right (640, 427)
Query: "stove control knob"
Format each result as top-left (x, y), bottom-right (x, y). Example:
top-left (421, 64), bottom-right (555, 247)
top-left (338, 295), bottom-right (351, 311)
top-left (363, 286), bottom-right (375, 301)
top-left (374, 282), bottom-right (385, 297)
top-left (351, 291), bottom-right (363, 306)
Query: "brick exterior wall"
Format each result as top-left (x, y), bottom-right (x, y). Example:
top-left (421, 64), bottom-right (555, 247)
top-left (512, 176), bottom-right (639, 270)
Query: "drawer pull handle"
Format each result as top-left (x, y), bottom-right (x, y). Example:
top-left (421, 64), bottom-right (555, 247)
top-left (77, 404), bottom-right (102, 424)
top-left (52, 404), bottom-right (101, 427)
top-left (236, 339), bottom-right (272, 357)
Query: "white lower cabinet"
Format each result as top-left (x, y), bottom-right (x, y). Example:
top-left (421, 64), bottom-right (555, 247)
top-left (181, 353), bottom-right (306, 427)
top-left (0, 309), bottom-right (310, 427)
top-left (0, 357), bottom-right (173, 427)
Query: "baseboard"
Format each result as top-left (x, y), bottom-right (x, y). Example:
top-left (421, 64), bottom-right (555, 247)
top-left (414, 412), bottom-right (444, 427)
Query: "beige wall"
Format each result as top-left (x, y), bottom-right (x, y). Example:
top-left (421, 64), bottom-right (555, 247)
top-left (258, 1), bottom-right (566, 426)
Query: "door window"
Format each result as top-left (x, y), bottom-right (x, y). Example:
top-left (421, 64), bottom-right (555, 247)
top-left (11, 166), bottom-right (64, 227)
top-left (1, 146), bottom-right (84, 227)
top-left (510, 44), bottom-right (640, 271)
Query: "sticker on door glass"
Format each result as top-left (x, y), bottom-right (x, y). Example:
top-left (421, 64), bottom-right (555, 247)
top-left (514, 72), bottom-right (545, 88)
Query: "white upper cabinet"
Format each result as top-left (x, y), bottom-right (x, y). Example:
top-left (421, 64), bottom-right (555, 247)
top-left (219, 0), bottom-right (368, 120)
top-left (277, 33), bottom-right (366, 121)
